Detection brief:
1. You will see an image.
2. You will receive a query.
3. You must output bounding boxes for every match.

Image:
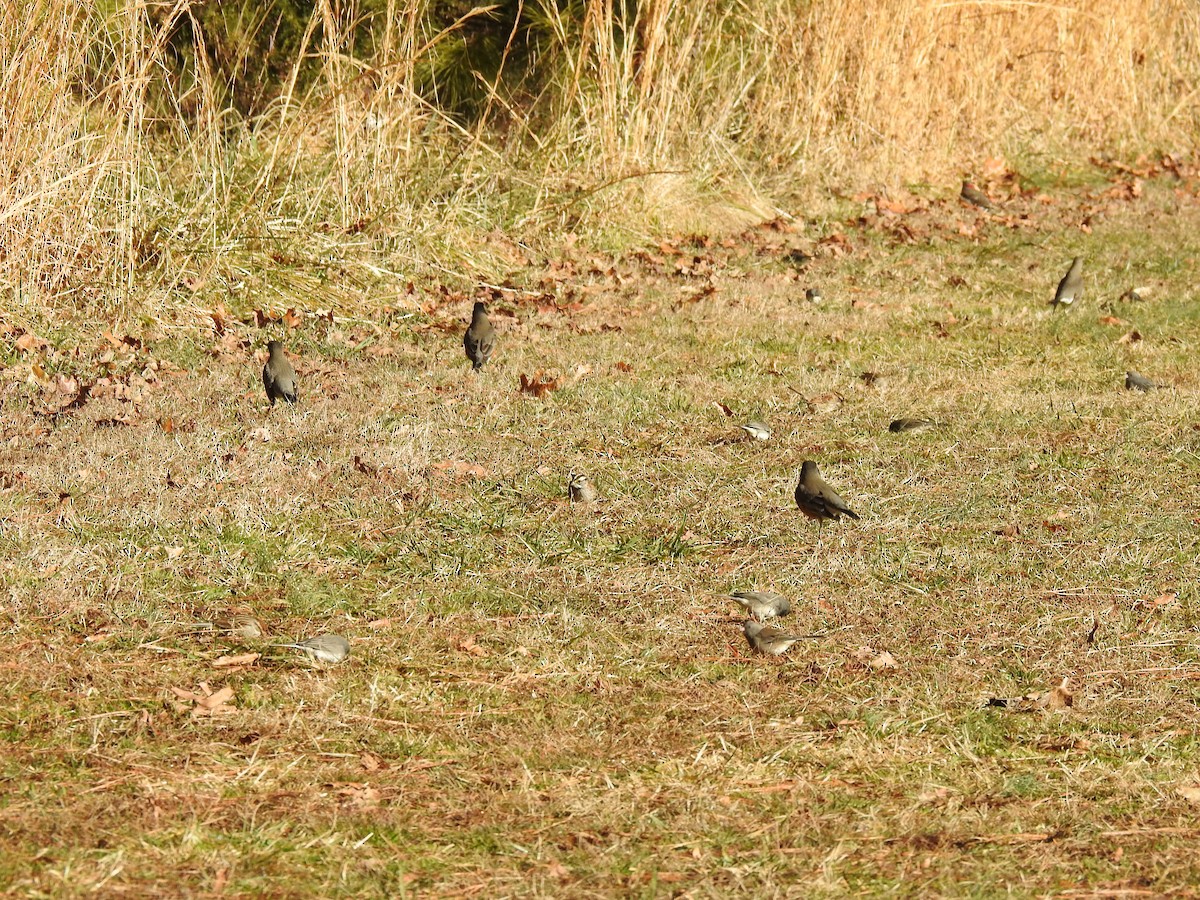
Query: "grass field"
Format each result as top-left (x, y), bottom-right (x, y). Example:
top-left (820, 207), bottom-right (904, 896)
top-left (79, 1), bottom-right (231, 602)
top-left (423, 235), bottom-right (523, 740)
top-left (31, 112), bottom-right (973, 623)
top-left (2, 165), bottom-right (1200, 896)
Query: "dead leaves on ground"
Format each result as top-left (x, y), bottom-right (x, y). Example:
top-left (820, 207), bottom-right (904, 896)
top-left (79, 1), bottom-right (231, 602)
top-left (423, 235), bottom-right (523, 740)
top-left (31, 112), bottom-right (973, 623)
top-left (170, 683), bottom-right (237, 717)
top-left (986, 677), bottom-right (1074, 713)
top-left (519, 370), bottom-right (560, 398)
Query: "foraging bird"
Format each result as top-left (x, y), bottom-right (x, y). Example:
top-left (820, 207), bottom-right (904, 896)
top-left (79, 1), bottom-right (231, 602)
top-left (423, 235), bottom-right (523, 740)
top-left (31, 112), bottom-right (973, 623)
top-left (217, 614), bottom-right (265, 641)
top-left (567, 472), bottom-right (597, 503)
top-left (805, 287), bottom-right (823, 304)
top-left (1052, 257), bottom-right (1083, 310)
top-left (464, 301), bottom-right (496, 370)
top-left (275, 633), bottom-right (350, 664)
top-left (731, 590), bottom-right (791, 621)
top-left (739, 419), bottom-right (771, 441)
top-left (262, 340), bottom-right (298, 405)
top-left (960, 180), bottom-right (995, 210)
top-left (888, 417), bottom-right (938, 434)
top-left (1125, 371), bottom-right (1155, 392)
top-left (795, 460), bottom-right (860, 528)
top-left (742, 620), bottom-right (820, 656)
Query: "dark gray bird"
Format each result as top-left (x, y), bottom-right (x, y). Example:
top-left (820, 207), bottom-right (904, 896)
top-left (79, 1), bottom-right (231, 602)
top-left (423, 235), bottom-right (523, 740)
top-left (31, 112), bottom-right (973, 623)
top-left (262, 340), bottom-right (298, 405)
top-left (742, 620), bottom-right (820, 656)
top-left (275, 633), bottom-right (350, 664)
top-left (960, 180), bottom-right (995, 210)
top-left (738, 419), bottom-right (771, 441)
top-left (1052, 257), bottom-right (1083, 310)
top-left (1125, 371), bottom-right (1155, 392)
top-left (731, 591), bottom-right (791, 621)
top-left (888, 417), bottom-right (938, 434)
top-left (805, 287), bottom-right (823, 304)
top-left (795, 460), bottom-right (860, 530)
top-left (464, 301), bottom-right (496, 370)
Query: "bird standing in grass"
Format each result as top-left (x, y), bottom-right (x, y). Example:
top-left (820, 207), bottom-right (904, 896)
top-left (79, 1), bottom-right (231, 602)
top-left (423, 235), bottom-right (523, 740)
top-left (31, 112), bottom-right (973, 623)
top-left (794, 460), bottom-right (860, 537)
top-left (730, 591), bottom-right (791, 622)
top-left (888, 418), bottom-right (938, 434)
top-left (1125, 371), bottom-right (1155, 392)
top-left (568, 472), bottom-right (597, 503)
top-left (262, 340), bottom-right (298, 406)
top-left (960, 180), bottom-right (995, 210)
top-left (275, 634), bottom-right (351, 664)
top-left (464, 301), bottom-right (496, 370)
top-left (742, 620), bottom-right (820, 656)
top-left (1052, 257), bottom-right (1083, 310)
top-left (738, 419), bottom-right (771, 441)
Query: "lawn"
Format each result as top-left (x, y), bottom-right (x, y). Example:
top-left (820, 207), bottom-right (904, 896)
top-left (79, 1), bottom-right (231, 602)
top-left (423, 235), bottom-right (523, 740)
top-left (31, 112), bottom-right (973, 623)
top-left (2, 167), bottom-right (1200, 897)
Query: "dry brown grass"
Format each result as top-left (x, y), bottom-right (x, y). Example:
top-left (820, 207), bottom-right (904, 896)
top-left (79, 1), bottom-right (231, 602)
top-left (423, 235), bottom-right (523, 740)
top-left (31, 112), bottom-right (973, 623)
top-left (4, 1), bottom-right (1199, 300)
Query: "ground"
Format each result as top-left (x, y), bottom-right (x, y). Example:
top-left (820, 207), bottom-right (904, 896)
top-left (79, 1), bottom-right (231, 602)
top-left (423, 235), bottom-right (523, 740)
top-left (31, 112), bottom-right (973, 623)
top-left (2, 165), bottom-right (1200, 897)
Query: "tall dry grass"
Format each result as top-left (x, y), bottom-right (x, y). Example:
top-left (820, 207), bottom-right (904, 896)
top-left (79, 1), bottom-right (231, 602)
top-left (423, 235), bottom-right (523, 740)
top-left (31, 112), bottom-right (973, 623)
top-left (1, 0), bottom-right (1198, 302)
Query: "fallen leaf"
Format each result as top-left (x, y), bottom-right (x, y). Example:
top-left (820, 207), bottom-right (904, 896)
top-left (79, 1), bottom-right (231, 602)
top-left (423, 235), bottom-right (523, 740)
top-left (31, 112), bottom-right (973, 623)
top-left (713, 401), bottom-right (734, 417)
top-left (853, 647), bottom-right (898, 670)
top-left (361, 751), bottom-right (389, 772)
top-left (283, 308), bottom-right (303, 328)
top-left (1043, 677), bottom-right (1073, 711)
top-left (1099, 315), bottom-right (1126, 326)
top-left (456, 636), bottom-right (487, 658)
top-left (1117, 329), bottom-right (1142, 344)
top-left (519, 371), bottom-right (560, 398)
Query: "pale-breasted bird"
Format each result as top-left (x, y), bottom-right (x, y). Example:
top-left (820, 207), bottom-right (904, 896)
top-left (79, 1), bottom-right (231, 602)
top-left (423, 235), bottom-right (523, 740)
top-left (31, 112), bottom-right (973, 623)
top-left (274, 633), bottom-right (350, 664)
top-left (742, 619), bottom-right (820, 656)
top-left (568, 472), bottom-right (597, 503)
top-left (960, 180), bottom-right (995, 210)
top-left (1125, 371), bottom-right (1155, 392)
top-left (262, 340), bottom-right (298, 405)
top-left (739, 419), bottom-right (771, 441)
top-left (805, 287), bottom-right (823, 304)
top-left (464, 301), bottom-right (496, 370)
top-left (1052, 257), bottom-right (1083, 310)
top-left (731, 591), bottom-right (791, 621)
top-left (795, 460), bottom-right (860, 531)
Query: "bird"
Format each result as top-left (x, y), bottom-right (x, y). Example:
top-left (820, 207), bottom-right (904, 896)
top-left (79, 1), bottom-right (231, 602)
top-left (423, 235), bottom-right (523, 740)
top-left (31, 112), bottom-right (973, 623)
top-left (1125, 371), bottom-right (1155, 392)
top-left (742, 620), bottom-right (820, 656)
top-left (1052, 257), bottom-right (1083, 310)
top-left (274, 633), bottom-right (350, 664)
top-left (262, 340), bottom-right (298, 405)
top-left (795, 460), bottom-right (860, 533)
top-left (738, 419), bottom-right (771, 441)
top-left (888, 417), bottom-right (938, 434)
top-left (805, 287), bottom-right (823, 303)
top-left (464, 301), bottom-right (496, 370)
top-left (217, 614), bottom-right (265, 640)
top-left (567, 472), bottom-right (597, 503)
top-left (960, 180), bottom-right (995, 210)
top-left (731, 591), bottom-right (791, 621)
